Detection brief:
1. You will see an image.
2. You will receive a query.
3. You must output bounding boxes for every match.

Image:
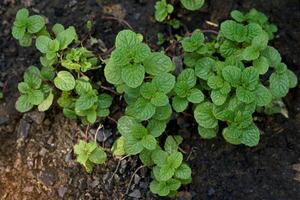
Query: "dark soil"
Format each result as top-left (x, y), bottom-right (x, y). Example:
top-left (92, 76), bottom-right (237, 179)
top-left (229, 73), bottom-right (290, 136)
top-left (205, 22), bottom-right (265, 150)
top-left (0, 0), bottom-right (300, 200)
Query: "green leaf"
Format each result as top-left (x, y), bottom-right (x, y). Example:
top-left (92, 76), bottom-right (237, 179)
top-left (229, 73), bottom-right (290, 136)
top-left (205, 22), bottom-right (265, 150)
top-left (167, 178), bottom-right (182, 191)
top-left (15, 95), bottom-right (33, 112)
top-left (194, 101), bottom-right (218, 129)
top-left (153, 104), bottom-right (172, 121)
top-left (269, 72), bottom-right (289, 98)
top-left (98, 94), bottom-right (113, 109)
top-left (27, 15), bottom-right (45, 33)
top-left (252, 31), bottom-right (269, 50)
top-left (246, 23), bottom-right (263, 41)
top-left (151, 92), bottom-right (169, 107)
top-left (207, 75), bottom-right (224, 89)
top-left (167, 152), bottom-right (183, 169)
top-left (19, 33), bottom-right (32, 47)
top-left (15, 8), bottom-right (29, 22)
top-left (153, 73), bottom-right (175, 93)
top-left (139, 149), bottom-right (154, 166)
top-left (12, 26), bottom-right (25, 40)
top-left (172, 96), bottom-right (189, 112)
top-left (115, 29), bottom-right (140, 49)
top-left (177, 68), bottom-right (196, 88)
top-left (41, 66), bottom-right (55, 80)
top-left (35, 36), bottom-right (52, 53)
top-left (38, 92), bottom-right (54, 111)
top-left (18, 82), bottom-right (30, 94)
top-left (89, 148), bottom-right (107, 164)
top-left (175, 163), bottom-right (192, 180)
top-left (75, 94), bottom-right (97, 111)
top-left (52, 23), bottom-right (65, 36)
top-left (143, 52), bottom-right (173, 75)
top-left (174, 82), bottom-right (190, 97)
top-left (150, 180), bottom-right (170, 197)
top-left (254, 84), bottom-right (272, 106)
top-left (124, 136), bottom-right (144, 155)
top-left (56, 26), bottom-right (77, 49)
top-left (241, 67), bottom-right (259, 89)
top-left (187, 88), bottom-right (204, 103)
top-left (86, 109), bottom-right (97, 123)
top-left (222, 65), bottom-right (241, 86)
top-left (220, 20), bottom-right (247, 42)
top-left (181, 30), bottom-right (204, 52)
top-left (27, 89), bottom-right (44, 105)
top-left (131, 123), bottom-right (148, 139)
top-left (236, 87), bottom-right (255, 104)
top-left (121, 64), bottom-right (145, 88)
top-left (222, 126), bottom-right (242, 145)
top-left (164, 136), bottom-right (183, 154)
top-left (180, 0), bottom-right (205, 11)
top-left (157, 165), bottom-right (175, 181)
top-left (117, 116), bottom-right (137, 137)
top-left (104, 59), bottom-right (123, 85)
top-left (141, 135), bottom-right (157, 150)
top-left (241, 124), bottom-right (260, 147)
top-left (242, 46), bottom-right (260, 61)
top-left (155, 0), bottom-right (173, 22)
top-left (152, 149), bottom-right (168, 166)
top-left (147, 119), bottom-right (166, 137)
top-left (24, 66), bottom-right (42, 89)
top-left (96, 108), bottom-right (109, 117)
top-left (231, 10), bottom-right (245, 22)
top-left (75, 77), bottom-right (93, 95)
top-left (261, 46), bottom-right (281, 67)
top-left (253, 56), bottom-right (269, 74)
top-left (126, 97), bottom-right (156, 121)
top-left (220, 40), bottom-right (239, 58)
top-left (211, 90), bottom-right (227, 106)
top-left (54, 71), bottom-right (76, 91)
top-left (111, 136), bottom-right (125, 156)
top-left (134, 43), bottom-right (151, 62)
top-left (195, 57), bottom-right (215, 80)
top-left (139, 83), bottom-right (155, 100)
top-left (286, 69), bottom-right (298, 88)
top-left (198, 126), bottom-right (218, 139)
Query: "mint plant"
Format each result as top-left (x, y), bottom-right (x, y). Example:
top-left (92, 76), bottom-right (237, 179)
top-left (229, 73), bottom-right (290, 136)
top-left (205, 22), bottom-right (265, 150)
top-left (74, 140), bottom-right (107, 173)
top-left (180, 0), bottom-right (205, 11)
top-left (12, 8), bottom-right (47, 47)
top-left (13, 7), bottom-right (297, 198)
top-left (155, 0), bottom-right (174, 22)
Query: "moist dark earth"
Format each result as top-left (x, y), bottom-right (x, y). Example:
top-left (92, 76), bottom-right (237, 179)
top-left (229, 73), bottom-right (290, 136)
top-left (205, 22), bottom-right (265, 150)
top-left (1, 0), bottom-right (300, 199)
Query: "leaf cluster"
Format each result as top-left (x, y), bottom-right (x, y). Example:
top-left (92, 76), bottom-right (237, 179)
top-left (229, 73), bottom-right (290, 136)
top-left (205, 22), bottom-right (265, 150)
top-left (74, 140), bottom-right (107, 173)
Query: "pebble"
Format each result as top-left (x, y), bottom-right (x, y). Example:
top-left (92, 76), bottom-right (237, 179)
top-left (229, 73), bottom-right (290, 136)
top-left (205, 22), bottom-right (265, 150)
top-left (58, 186), bottom-right (67, 198)
top-left (134, 174), bottom-right (141, 184)
top-left (90, 179), bottom-right (100, 188)
top-left (95, 129), bottom-right (112, 142)
top-left (78, 178), bottom-right (87, 190)
top-left (208, 187), bottom-right (215, 196)
top-left (16, 118), bottom-right (30, 139)
top-left (39, 147), bottom-right (48, 157)
top-left (119, 159), bottom-right (127, 174)
top-left (26, 111), bottom-right (45, 124)
top-left (128, 189), bottom-right (142, 199)
top-left (37, 171), bottom-right (56, 187)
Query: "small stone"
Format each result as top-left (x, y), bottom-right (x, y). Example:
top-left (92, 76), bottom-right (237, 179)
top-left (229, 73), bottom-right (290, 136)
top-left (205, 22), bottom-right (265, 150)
top-left (207, 187), bottom-right (215, 196)
top-left (37, 171), bottom-right (56, 187)
top-left (134, 174), bottom-right (141, 184)
top-left (90, 179), bottom-right (100, 188)
top-left (26, 111), bottom-right (45, 124)
top-left (64, 151), bottom-right (73, 163)
top-left (119, 159), bottom-right (127, 174)
top-left (95, 129), bottom-right (112, 142)
top-left (128, 189), bottom-right (141, 199)
top-left (58, 186), bottom-right (67, 198)
top-left (39, 147), bottom-right (48, 157)
top-left (139, 182), bottom-right (148, 189)
top-left (23, 186), bottom-right (34, 193)
top-left (16, 118), bottom-right (30, 139)
top-left (79, 178), bottom-right (87, 190)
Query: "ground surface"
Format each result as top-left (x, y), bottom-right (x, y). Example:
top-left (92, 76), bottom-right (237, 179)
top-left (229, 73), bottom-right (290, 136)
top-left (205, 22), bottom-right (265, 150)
top-left (0, 0), bottom-right (300, 199)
